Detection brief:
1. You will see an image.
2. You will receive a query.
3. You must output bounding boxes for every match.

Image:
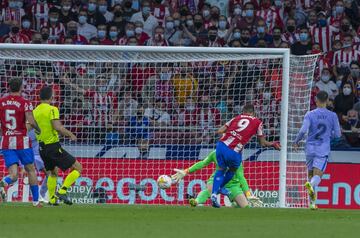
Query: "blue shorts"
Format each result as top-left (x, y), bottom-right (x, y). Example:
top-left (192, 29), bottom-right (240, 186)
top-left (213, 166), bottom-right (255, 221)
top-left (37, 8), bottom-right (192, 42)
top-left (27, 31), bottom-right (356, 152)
top-left (216, 141), bottom-right (242, 169)
top-left (2, 148), bottom-right (34, 168)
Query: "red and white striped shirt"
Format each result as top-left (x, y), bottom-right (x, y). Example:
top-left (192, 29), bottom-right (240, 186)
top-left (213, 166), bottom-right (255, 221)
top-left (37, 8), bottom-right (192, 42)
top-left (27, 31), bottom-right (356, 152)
top-left (1, 7), bottom-right (25, 24)
top-left (42, 22), bottom-right (65, 44)
top-left (311, 26), bottom-right (338, 53)
top-left (31, 3), bottom-right (50, 31)
top-left (0, 95), bottom-right (33, 150)
top-left (256, 7), bottom-right (283, 33)
top-left (281, 32), bottom-right (299, 44)
top-left (84, 90), bottom-right (118, 126)
top-left (220, 114), bottom-right (264, 153)
top-left (332, 48), bottom-right (360, 67)
top-left (2, 32), bottom-right (30, 43)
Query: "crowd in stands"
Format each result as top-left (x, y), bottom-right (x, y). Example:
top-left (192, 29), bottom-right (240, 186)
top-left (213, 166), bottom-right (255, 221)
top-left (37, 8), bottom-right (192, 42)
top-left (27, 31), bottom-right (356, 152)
top-left (0, 0), bottom-right (360, 150)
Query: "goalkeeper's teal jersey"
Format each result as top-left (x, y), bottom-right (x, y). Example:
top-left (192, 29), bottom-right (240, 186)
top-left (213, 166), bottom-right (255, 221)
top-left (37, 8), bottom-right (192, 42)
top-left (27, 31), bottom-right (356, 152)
top-left (188, 150), bottom-right (249, 191)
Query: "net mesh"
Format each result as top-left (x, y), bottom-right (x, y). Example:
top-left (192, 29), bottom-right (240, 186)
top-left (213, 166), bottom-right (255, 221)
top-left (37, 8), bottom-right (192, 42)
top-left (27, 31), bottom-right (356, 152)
top-left (0, 46), bottom-right (317, 207)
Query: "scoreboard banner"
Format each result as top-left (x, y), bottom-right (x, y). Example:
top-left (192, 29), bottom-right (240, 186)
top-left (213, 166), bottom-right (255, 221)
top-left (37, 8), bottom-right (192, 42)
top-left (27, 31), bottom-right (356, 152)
top-left (1, 157), bottom-right (360, 209)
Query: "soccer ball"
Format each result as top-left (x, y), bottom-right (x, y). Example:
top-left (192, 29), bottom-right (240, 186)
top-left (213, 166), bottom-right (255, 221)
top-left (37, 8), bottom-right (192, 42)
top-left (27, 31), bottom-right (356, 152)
top-left (157, 175), bottom-right (172, 189)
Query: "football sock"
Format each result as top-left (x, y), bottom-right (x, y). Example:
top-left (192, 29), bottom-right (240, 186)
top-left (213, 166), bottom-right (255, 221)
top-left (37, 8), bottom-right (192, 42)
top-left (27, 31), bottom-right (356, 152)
top-left (310, 175), bottom-right (321, 189)
top-left (1, 176), bottom-right (14, 186)
top-left (58, 170), bottom-right (80, 195)
top-left (47, 175), bottom-right (57, 200)
top-left (221, 170), bottom-right (235, 188)
top-left (196, 189), bottom-right (210, 204)
top-left (40, 176), bottom-right (48, 198)
top-left (30, 185), bottom-right (39, 202)
top-left (211, 169), bottom-right (226, 196)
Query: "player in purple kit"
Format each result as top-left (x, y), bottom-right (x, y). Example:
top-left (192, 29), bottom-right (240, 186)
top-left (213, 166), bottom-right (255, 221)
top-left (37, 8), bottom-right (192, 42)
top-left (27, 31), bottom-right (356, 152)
top-left (294, 91), bottom-right (341, 210)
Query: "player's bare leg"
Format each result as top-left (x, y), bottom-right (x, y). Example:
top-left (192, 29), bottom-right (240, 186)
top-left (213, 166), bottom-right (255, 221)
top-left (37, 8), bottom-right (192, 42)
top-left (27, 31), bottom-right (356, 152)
top-left (0, 164), bottom-right (19, 202)
top-left (25, 163), bottom-right (42, 207)
top-left (56, 161), bottom-right (82, 205)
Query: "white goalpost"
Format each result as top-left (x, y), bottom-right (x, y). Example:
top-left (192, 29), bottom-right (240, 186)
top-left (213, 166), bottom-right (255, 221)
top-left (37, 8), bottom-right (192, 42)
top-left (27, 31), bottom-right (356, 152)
top-left (0, 44), bottom-right (318, 207)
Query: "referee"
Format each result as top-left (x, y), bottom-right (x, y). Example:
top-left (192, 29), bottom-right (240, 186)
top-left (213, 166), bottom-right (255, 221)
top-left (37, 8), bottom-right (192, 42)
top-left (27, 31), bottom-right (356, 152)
top-left (33, 86), bottom-right (82, 205)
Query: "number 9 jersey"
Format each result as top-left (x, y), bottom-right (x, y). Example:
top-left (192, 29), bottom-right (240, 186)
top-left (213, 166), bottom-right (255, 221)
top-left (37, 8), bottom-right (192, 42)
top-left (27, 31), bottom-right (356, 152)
top-left (220, 114), bottom-right (264, 153)
top-left (0, 95), bottom-right (33, 150)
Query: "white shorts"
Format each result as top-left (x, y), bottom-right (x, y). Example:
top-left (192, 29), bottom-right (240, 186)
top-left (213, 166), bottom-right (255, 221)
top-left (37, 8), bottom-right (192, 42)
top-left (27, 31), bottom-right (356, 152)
top-left (34, 154), bottom-right (45, 172)
top-left (306, 154), bottom-right (329, 172)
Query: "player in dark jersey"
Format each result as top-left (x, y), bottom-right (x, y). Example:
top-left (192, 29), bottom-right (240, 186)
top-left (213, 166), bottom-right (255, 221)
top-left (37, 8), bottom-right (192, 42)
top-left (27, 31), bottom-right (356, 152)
top-left (211, 104), bottom-right (281, 208)
top-left (0, 78), bottom-right (42, 207)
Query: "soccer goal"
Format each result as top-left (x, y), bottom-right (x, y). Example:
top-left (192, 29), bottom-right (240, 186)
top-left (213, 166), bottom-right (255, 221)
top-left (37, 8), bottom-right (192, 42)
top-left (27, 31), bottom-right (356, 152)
top-left (0, 44), bottom-right (318, 207)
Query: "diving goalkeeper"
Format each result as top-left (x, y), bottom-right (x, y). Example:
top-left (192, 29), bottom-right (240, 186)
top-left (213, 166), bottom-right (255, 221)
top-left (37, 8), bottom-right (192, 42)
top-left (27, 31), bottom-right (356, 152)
top-left (171, 150), bottom-right (262, 208)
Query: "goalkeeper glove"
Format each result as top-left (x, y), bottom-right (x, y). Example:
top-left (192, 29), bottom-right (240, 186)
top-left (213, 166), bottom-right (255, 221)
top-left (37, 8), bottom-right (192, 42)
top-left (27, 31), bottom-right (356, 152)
top-left (171, 168), bottom-right (189, 183)
top-left (247, 195), bottom-right (263, 207)
top-left (271, 141), bottom-right (281, 150)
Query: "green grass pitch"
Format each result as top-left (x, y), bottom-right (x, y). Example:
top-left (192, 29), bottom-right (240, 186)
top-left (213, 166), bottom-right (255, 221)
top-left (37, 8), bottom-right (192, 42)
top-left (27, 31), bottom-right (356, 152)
top-left (0, 204), bottom-right (360, 238)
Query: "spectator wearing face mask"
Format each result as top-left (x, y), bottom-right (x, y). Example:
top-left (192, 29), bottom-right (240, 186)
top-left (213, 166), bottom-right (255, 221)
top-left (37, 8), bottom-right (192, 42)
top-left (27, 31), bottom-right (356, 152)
top-left (311, 11), bottom-right (339, 53)
top-left (350, 61), bottom-right (360, 82)
top-left (239, 28), bottom-right (251, 47)
top-left (107, 24), bottom-right (119, 44)
top-left (342, 109), bottom-right (360, 146)
top-left (39, 26), bottom-right (51, 44)
top-left (332, 34), bottom-right (360, 76)
top-left (328, 0), bottom-right (346, 29)
top-left (164, 16), bottom-right (182, 46)
top-left (334, 82), bottom-right (358, 123)
top-left (205, 26), bottom-right (225, 47)
top-left (1, 23), bottom-right (29, 43)
top-left (87, 0), bottom-right (107, 26)
top-left (98, 0), bottom-right (114, 23)
top-left (316, 68), bottom-right (339, 100)
top-left (118, 22), bottom-right (135, 45)
top-left (20, 16), bottom-right (36, 40)
top-left (290, 26), bottom-right (312, 55)
top-left (59, 0), bottom-right (78, 26)
top-left (43, 7), bottom-right (65, 44)
top-left (96, 24), bottom-right (112, 45)
top-left (229, 3), bottom-right (242, 27)
top-left (249, 19), bottom-right (273, 47)
top-left (130, 0), bottom-right (158, 36)
top-left (122, 0), bottom-right (136, 22)
top-left (229, 27), bottom-right (241, 43)
top-left (237, 2), bottom-right (261, 35)
top-left (133, 21), bottom-right (150, 45)
top-left (271, 26), bottom-right (284, 48)
top-left (31, 32), bottom-right (42, 44)
top-left (77, 9), bottom-right (97, 41)
top-left (65, 20), bottom-right (88, 45)
top-left (183, 14), bottom-right (208, 46)
top-left (281, 18), bottom-right (298, 44)
top-left (30, 0), bottom-right (47, 31)
top-left (146, 25), bottom-right (168, 46)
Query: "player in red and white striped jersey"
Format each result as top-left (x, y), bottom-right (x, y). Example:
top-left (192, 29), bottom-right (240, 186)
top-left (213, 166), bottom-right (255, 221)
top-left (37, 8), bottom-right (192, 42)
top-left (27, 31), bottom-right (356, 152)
top-left (332, 34), bottom-right (360, 72)
top-left (0, 78), bottom-right (41, 206)
top-left (311, 11), bottom-right (339, 53)
top-left (210, 104), bottom-right (281, 207)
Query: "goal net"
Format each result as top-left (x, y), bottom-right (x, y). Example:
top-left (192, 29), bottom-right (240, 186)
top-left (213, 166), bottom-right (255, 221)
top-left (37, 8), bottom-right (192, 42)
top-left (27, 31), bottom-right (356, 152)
top-left (0, 45), bottom-right (318, 207)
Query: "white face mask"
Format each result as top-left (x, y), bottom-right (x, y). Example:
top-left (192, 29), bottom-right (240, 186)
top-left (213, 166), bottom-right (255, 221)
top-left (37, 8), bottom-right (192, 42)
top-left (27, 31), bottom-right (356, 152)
top-left (321, 74), bottom-right (330, 82)
top-left (343, 87), bottom-right (352, 95)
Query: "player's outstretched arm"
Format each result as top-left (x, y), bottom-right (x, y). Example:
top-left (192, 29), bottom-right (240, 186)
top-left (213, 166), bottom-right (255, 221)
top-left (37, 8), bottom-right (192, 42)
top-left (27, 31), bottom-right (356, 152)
top-left (171, 150), bottom-right (216, 183)
top-left (294, 113), bottom-right (310, 146)
top-left (51, 119), bottom-right (77, 141)
top-left (258, 137), bottom-right (281, 150)
top-left (216, 125), bottom-right (227, 135)
top-left (25, 112), bottom-right (41, 134)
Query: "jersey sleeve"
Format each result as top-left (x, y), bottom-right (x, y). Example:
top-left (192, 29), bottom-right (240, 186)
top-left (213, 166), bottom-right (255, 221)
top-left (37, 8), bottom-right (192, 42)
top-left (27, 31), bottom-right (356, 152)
top-left (225, 118), bottom-right (234, 127)
top-left (294, 112), bottom-right (311, 143)
top-left (188, 150), bottom-right (216, 173)
top-left (332, 113), bottom-right (342, 139)
top-left (24, 100), bottom-right (34, 112)
top-left (50, 107), bottom-right (60, 121)
top-left (257, 121), bottom-right (264, 137)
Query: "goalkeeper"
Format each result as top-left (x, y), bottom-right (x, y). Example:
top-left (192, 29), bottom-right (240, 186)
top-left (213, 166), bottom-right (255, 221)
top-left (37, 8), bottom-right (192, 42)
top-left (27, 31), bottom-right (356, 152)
top-left (171, 150), bottom-right (262, 208)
